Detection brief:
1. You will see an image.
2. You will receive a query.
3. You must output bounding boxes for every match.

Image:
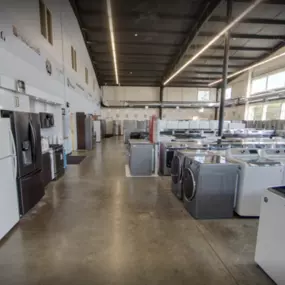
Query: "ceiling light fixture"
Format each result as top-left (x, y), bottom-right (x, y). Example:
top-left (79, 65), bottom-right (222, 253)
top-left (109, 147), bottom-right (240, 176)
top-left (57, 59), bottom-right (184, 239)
top-left (107, 0), bottom-right (119, 85)
top-left (208, 51), bottom-right (285, 87)
top-left (134, 33), bottom-right (138, 37)
top-left (163, 0), bottom-right (263, 86)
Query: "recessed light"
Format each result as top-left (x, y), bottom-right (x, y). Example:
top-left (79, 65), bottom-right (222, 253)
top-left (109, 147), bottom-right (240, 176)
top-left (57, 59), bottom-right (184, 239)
top-left (176, 106), bottom-right (179, 109)
top-left (129, 71), bottom-right (133, 74)
top-left (134, 33), bottom-right (138, 37)
top-left (145, 106), bottom-right (149, 109)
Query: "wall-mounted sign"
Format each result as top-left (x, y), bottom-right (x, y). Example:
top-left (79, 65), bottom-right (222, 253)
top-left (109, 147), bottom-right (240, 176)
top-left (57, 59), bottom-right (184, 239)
top-left (46, 59), bottom-right (52, 75)
top-left (67, 78), bottom-right (75, 90)
top-left (0, 31), bottom-right (6, 41)
top-left (76, 83), bottom-right (84, 92)
top-left (12, 26), bottom-right (40, 55)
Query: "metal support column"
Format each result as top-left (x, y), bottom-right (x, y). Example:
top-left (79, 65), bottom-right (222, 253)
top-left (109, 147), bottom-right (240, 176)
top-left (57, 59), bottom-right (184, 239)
top-left (218, 0), bottom-right (232, 136)
top-left (214, 88), bottom-right (219, 120)
top-left (159, 86), bottom-right (164, 119)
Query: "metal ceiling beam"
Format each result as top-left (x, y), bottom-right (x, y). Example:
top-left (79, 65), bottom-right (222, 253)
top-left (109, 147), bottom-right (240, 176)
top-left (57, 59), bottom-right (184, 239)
top-left (83, 26), bottom-right (188, 35)
top-left (92, 52), bottom-right (174, 57)
top-left (210, 16), bottom-right (285, 25)
top-left (199, 32), bottom-right (285, 40)
top-left (87, 41), bottom-right (181, 47)
top-left (190, 45), bottom-right (272, 52)
top-left (187, 55), bottom-right (257, 60)
top-left (161, 0), bottom-right (222, 84)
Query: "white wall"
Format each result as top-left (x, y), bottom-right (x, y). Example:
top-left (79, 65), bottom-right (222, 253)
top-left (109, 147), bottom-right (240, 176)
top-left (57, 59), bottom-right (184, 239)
top-left (0, 0), bottom-right (100, 113)
top-left (0, 0), bottom-right (101, 150)
top-left (101, 86), bottom-right (216, 120)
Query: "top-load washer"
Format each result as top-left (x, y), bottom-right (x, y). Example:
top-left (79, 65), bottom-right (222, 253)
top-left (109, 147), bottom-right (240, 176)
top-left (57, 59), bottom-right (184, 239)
top-left (182, 154), bottom-right (239, 219)
top-left (226, 148), bottom-right (284, 216)
top-left (171, 149), bottom-right (208, 200)
top-left (260, 148), bottom-right (285, 184)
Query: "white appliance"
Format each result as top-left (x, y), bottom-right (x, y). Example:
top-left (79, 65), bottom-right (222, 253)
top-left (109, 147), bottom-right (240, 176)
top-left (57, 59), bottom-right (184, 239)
top-left (255, 187), bottom-right (285, 285)
top-left (226, 148), bottom-right (284, 216)
top-left (261, 148), bottom-right (285, 184)
top-left (93, 120), bottom-right (101, 143)
top-left (0, 118), bottom-right (19, 240)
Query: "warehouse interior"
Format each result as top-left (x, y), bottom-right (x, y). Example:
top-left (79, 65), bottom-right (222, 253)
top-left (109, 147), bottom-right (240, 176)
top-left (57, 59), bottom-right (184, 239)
top-left (1, 0), bottom-right (285, 284)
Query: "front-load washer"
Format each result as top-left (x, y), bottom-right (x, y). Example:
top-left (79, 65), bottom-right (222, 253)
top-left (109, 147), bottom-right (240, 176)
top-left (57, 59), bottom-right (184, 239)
top-left (182, 155), bottom-right (239, 219)
top-left (171, 149), bottom-right (208, 200)
top-left (226, 148), bottom-right (284, 217)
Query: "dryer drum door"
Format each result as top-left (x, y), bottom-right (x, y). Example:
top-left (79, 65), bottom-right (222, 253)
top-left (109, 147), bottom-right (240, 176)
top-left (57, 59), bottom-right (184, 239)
top-left (171, 155), bottom-right (181, 184)
top-left (183, 168), bottom-right (196, 201)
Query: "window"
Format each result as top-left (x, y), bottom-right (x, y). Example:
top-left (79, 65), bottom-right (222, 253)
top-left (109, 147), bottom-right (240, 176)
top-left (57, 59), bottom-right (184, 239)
top-left (251, 77), bottom-right (267, 94)
top-left (225, 87), bottom-right (232, 100)
top-left (71, 46), bottom-right (77, 71)
top-left (93, 79), bottom-right (96, 92)
top-left (85, 68), bottom-right (89, 84)
top-left (267, 71), bottom-right (285, 90)
top-left (39, 0), bottom-right (53, 44)
top-left (198, 90), bottom-right (210, 101)
top-left (265, 103), bottom-right (282, 120)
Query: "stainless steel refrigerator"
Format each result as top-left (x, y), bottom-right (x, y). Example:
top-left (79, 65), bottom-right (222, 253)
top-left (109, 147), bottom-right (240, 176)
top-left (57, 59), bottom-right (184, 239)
top-left (1, 111), bottom-right (44, 216)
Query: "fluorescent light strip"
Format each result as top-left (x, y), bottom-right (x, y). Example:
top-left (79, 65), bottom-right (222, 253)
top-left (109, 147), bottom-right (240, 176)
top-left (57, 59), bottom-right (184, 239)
top-left (163, 0), bottom-right (263, 86)
top-left (107, 0), bottom-right (119, 85)
top-left (208, 51), bottom-right (285, 87)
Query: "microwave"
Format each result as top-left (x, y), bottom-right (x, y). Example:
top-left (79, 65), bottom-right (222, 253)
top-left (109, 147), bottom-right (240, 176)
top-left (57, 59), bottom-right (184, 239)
top-left (40, 112), bottom-right (55, 128)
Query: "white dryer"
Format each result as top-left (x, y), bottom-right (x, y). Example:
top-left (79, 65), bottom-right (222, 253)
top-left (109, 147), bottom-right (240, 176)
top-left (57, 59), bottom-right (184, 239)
top-left (226, 148), bottom-right (284, 216)
top-left (255, 187), bottom-right (285, 285)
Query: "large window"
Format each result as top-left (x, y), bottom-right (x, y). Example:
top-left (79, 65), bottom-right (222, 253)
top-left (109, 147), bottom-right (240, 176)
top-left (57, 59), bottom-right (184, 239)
top-left (251, 70), bottom-right (285, 95)
top-left (267, 71), bottom-right (285, 90)
top-left (39, 0), bottom-right (53, 44)
top-left (265, 103), bottom-right (282, 120)
top-left (85, 67), bottom-right (89, 84)
top-left (198, 90), bottom-right (210, 101)
top-left (251, 77), bottom-right (267, 94)
top-left (225, 87), bottom-right (232, 100)
top-left (71, 46), bottom-right (77, 71)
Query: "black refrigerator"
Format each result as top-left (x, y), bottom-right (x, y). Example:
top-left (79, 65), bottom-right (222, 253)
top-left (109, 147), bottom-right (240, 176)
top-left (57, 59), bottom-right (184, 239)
top-left (1, 111), bottom-right (44, 215)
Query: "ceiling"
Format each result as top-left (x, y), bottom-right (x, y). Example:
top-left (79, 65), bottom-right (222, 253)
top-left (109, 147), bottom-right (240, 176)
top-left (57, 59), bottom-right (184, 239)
top-left (70, 0), bottom-right (285, 88)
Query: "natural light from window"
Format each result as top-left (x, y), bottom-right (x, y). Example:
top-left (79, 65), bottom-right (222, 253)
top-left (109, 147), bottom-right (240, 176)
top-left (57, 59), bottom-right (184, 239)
top-left (225, 87), bottom-right (232, 99)
top-left (198, 90), bottom-right (210, 101)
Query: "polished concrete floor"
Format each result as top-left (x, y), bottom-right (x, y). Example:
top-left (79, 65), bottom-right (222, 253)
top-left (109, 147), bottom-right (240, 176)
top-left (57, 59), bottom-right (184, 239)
top-left (0, 138), bottom-right (274, 285)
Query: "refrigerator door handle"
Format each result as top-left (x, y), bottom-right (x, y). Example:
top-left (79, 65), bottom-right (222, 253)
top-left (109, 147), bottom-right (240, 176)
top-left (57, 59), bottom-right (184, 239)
top-left (29, 121), bottom-right (36, 163)
top-left (9, 128), bottom-right (18, 180)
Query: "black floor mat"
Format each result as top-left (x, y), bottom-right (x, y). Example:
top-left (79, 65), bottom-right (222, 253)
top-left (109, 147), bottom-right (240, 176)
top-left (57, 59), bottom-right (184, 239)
top-left (67, 155), bottom-right (86, 165)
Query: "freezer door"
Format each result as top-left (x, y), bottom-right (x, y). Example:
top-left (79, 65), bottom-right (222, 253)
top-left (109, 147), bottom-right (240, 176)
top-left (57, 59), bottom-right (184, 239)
top-left (30, 113), bottom-right (42, 171)
top-left (18, 170), bottom-right (44, 215)
top-left (0, 118), bottom-right (13, 158)
top-left (0, 156), bottom-right (19, 240)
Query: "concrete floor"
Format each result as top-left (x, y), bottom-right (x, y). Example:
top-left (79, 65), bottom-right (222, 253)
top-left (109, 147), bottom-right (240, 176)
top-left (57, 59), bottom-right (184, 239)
top-left (0, 138), bottom-right (274, 285)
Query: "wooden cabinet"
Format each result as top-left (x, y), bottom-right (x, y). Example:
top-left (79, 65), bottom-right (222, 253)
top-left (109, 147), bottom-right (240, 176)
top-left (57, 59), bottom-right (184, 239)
top-left (41, 152), bottom-right (52, 188)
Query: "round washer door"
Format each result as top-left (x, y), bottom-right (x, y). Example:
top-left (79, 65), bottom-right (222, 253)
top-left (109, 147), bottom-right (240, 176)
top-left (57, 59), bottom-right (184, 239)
top-left (171, 155), bottom-right (181, 184)
top-left (183, 168), bottom-right (196, 201)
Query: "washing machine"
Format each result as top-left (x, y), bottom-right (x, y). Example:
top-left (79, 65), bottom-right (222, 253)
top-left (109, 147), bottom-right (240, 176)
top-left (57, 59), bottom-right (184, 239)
top-left (171, 149), bottom-right (208, 200)
top-left (226, 148), bottom-right (284, 217)
top-left (255, 186), bottom-right (285, 285)
top-left (260, 148), bottom-right (285, 184)
top-left (182, 155), bottom-right (239, 219)
top-left (160, 141), bottom-right (207, 176)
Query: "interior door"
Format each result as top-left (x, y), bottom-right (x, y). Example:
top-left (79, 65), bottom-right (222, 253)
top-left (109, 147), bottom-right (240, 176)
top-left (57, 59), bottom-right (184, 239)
top-left (0, 157), bottom-right (19, 240)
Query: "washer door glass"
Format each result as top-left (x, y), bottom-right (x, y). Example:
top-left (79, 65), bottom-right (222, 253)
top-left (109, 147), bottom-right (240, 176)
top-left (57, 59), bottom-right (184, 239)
top-left (171, 155), bottom-right (181, 184)
top-left (183, 168), bottom-right (196, 201)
